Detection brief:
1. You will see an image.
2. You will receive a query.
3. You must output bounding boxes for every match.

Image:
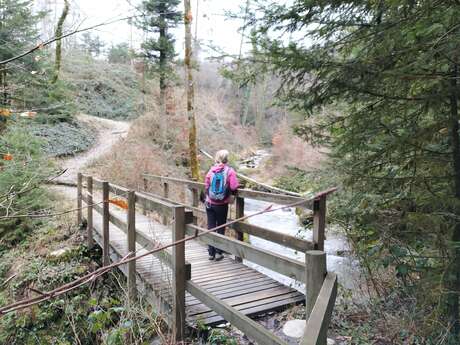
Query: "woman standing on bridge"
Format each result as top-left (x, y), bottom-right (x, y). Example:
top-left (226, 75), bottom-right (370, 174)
top-left (204, 150), bottom-right (239, 261)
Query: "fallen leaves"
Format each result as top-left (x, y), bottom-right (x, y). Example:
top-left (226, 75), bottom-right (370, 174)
top-left (0, 109), bottom-right (11, 117)
top-left (3, 153), bottom-right (13, 161)
top-left (108, 198), bottom-right (128, 209)
top-left (0, 109), bottom-right (36, 118)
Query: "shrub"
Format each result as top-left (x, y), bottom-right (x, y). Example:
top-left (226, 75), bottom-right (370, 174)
top-left (62, 51), bottom-right (145, 120)
top-left (26, 120), bottom-right (95, 157)
top-left (0, 122), bottom-right (54, 247)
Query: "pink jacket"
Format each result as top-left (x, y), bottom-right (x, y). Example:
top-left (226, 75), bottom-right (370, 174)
top-left (205, 163), bottom-right (239, 205)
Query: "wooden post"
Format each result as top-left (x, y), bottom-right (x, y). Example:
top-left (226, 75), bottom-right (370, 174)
top-left (172, 206), bottom-right (186, 342)
top-left (191, 187), bottom-right (199, 207)
top-left (234, 196), bottom-right (245, 263)
top-left (87, 176), bottom-right (94, 249)
top-left (162, 182), bottom-right (169, 225)
top-left (127, 190), bottom-right (137, 301)
top-left (142, 177), bottom-right (148, 215)
top-left (313, 196), bottom-right (326, 251)
top-left (306, 250), bottom-right (327, 320)
top-left (77, 173), bottom-right (82, 226)
top-left (191, 187), bottom-right (199, 224)
top-left (102, 181), bottom-right (110, 266)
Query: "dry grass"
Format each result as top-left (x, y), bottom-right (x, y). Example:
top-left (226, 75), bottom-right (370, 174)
top-left (89, 84), bottom-right (259, 190)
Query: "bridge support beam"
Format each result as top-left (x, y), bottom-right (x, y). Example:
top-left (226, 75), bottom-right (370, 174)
top-left (172, 206), bottom-right (186, 342)
top-left (127, 190), bottom-right (137, 301)
top-left (234, 196), bottom-right (245, 263)
top-left (313, 196), bottom-right (326, 251)
top-left (77, 173), bottom-right (82, 226)
top-left (102, 181), bottom-right (110, 266)
top-left (87, 176), bottom-right (93, 249)
top-left (306, 250), bottom-right (326, 320)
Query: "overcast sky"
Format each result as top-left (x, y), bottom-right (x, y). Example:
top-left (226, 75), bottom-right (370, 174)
top-left (62, 0), bottom-right (248, 59)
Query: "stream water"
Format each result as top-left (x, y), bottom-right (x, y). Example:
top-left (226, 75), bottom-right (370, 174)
top-left (239, 150), bottom-right (362, 292)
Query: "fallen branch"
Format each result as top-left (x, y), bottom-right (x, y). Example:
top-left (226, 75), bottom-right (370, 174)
top-left (46, 180), bottom-right (77, 187)
top-left (0, 195), bottom-right (322, 316)
top-left (0, 15), bottom-right (140, 65)
top-left (0, 200), bottom-right (105, 220)
top-left (0, 274), bottom-right (16, 288)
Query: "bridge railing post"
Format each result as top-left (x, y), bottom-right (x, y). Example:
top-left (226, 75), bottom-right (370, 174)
top-left (102, 181), bottom-right (110, 266)
top-left (313, 195), bottom-right (326, 251)
top-left (87, 176), bottom-right (94, 249)
top-left (162, 181), bottom-right (169, 224)
top-left (77, 173), bottom-right (82, 226)
top-left (127, 190), bottom-right (137, 301)
top-left (172, 205), bottom-right (186, 342)
top-left (188, 186), bottom-right (199, 224)
top-left (234, 196), bottom-right (245, 263)
top-left (142, 177), bottom-right (148, 215)
top-left (305, 250), bottom-right (327, 321)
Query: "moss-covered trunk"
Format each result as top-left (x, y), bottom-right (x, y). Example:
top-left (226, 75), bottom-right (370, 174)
top-left (184, 0), bottom-right (200, 180)
top-left (52, 0), bottom-right (69, 84)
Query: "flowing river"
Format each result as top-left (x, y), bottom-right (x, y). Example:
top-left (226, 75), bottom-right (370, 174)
top-left (240, 150), bottom-right (362, 292)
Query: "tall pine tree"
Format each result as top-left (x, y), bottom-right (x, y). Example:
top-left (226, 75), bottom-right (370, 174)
top-left (136, 0), bottom-right (181, 110)
top-left (0, 0), bottom-right (44, 129)
top-left (252, 0), bottom-right (460, 341)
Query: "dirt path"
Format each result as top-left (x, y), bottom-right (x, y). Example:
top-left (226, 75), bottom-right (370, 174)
top-left (56, 114), bottom-right (130, 184)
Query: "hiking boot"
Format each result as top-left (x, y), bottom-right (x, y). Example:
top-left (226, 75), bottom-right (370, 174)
top-left (215, 253), bottom-right (224, 261)
top-left (208, 255), bottom-right (215, 261)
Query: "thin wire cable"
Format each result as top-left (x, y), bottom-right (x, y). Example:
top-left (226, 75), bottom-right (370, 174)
top-left (0, 191), bottom-right (335, 315)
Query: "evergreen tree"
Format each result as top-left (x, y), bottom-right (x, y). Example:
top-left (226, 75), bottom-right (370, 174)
top-left (80, 33), bottom-right (105, 57)
top-left (0, 0), bottom-right (44, 129)
top-left (108, 43), bottom-right (132, 65)
top-left (136, 0), bottom-right (181, 109)
top-left (253, 0), bottom-right (460, 341)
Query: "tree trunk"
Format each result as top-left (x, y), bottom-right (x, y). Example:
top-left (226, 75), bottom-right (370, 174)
top-left (1, 68), bottom-right (8, 131)
top-left (447, 61), bottom-right (460, 338)
top-left (159, 25), bottom-right (167, 114)
top-left (184, 0), bottom-right (200, 180)
top-left (52, 0), bottom-right (69, 84)
top-left (255, 76), bottom-right (267, 141)
top-left (158, 0), bottom-right (167, 115)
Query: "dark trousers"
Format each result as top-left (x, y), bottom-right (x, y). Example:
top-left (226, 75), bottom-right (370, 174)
top-left (206, 203), bottom-right (228, 256)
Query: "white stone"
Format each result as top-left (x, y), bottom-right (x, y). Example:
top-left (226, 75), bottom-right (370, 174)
top-left (282, 319), bottom-right (306, 338)
top-left (49, 248), bottom-right (71, 258)
top-left (282, 320), bottom-right (337, 344)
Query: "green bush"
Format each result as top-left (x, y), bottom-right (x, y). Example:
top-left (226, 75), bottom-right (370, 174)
top-left (63, 51), bottom-right (145, 120)
top-left (26, 120), bottom-right (95, 157)
top-left (273, 167), bottom-right (318, 193)
top-left (0, 123), bottom-right (54, 247)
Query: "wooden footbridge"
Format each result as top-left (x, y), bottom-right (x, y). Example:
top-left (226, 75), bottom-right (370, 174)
top-left (77, 172), bottom-right (338, 344)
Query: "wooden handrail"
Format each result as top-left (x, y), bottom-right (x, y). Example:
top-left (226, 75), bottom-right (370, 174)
top-left (138, 189), bottom-right (315, 252)
top-left (142, 173), bottom-right (324, 209)
top-left (78, 173), bottom-right (338, 343)
top-left (301, 273), bottom-right (338, 345)
top-left (81, 193), bottom-right (191, 279)
top-left (185, 224), bottom-right (306, 282)
top-left (186, 280), bottom-right (288, 345)
top-left (231, 220), bottom-right (315, 252)
top-left (79, 174), bottom-right (191, 337)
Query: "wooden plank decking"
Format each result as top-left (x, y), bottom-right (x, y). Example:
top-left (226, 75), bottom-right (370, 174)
top-left (88, 204), bottom-right (305, 326)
